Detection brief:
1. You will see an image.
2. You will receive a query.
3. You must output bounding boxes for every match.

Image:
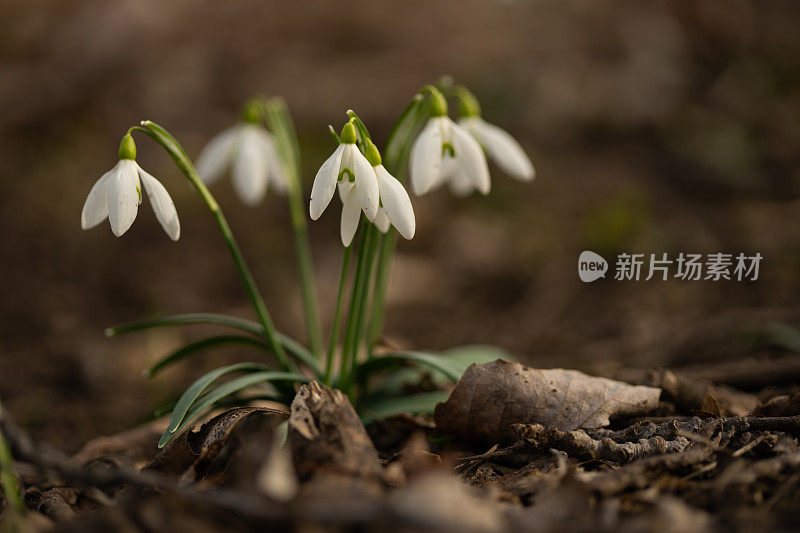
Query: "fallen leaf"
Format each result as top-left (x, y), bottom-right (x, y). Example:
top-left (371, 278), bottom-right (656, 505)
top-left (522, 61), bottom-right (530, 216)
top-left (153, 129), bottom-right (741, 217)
top-left (434, 360), bottom-right (661, 445)
top-left (289, 381), bottom-right (382, 480)
top-left (753, 393), bottom-right (800, 417)
top-left (144, 406), bottom-right (286, 484)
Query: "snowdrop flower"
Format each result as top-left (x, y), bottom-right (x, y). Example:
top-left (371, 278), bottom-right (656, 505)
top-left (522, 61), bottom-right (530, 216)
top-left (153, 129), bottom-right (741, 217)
top-left (195, 103), bottom-right (286, 206)
top-left (409, 90), bottom-right (490, 197)
top-left (81, 134), bottom-right (180, 240)
top-left (338, 140), bottom-right (414, 246)
top-left (457, 89), bottom-right (535, 183)
top-left (309, 122), bottom-right (379, 245)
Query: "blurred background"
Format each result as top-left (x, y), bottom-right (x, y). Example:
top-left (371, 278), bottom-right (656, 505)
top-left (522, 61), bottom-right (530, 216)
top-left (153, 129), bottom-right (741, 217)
top-left (1, 0), bottom-right (800, 451)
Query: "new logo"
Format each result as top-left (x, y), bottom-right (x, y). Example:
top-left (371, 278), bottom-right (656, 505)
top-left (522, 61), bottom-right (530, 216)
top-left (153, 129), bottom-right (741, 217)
top-left (578, 251), bottom-right (608, 282)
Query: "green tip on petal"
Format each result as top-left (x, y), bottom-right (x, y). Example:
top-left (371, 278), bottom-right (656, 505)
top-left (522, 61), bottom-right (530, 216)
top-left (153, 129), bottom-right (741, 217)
top-left (340, 122), bottom-right (357, 144)
top-left (241, 99), bottom-right (261, 124)
top-left (364, 139), bottom-right (382, 167)
top-left (457, 87), bottom-right (481, 117)
top-left (118, 133), bottom-right (137, 160)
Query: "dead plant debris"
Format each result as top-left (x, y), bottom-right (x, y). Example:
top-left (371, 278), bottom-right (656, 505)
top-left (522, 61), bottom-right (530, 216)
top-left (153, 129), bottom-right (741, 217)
top-left (1, 361), bottom-right (799, 532)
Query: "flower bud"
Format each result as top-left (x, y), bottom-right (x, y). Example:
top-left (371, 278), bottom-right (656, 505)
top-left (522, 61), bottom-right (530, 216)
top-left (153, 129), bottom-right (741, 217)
top-left (240, 99), bottom-right (261, 124)
top-left (429, 89), bottom-right (448, 117)
top-left (364, 139), bottom-right (382, 167)
top-left (340, 122), bottom-right (357, 144)
top-left (457, 89), bottom-right (481, 118)
top-left (118, 133), bottom-right (137, 160)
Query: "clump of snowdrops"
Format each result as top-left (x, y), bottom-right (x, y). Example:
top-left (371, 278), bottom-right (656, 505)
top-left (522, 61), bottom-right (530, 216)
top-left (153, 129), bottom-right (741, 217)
top-left (80, 79), bottom-right (535, 447)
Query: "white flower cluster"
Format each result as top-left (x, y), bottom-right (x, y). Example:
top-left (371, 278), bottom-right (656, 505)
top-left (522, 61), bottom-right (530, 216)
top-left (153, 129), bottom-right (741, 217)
top-left (310, 122), bottom-right (415, 247)
top-left (409, 89), bottom-right (534, 198)
top-left (81, 87), bottom-right (534, 247)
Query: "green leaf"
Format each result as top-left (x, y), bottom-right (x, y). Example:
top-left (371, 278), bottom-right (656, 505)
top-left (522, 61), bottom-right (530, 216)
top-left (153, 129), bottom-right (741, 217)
top-left (356, 351), bottom-right (463, 383)
top-left (106, 313), bottom-right (262, 337)
top-left (159, 370), bottom-right (306, 448)
top-left (359, 391), bottom-right (449, 425)
top-left (146, 335), bottom-right (272, 378)
top-left (106, 313), bottom-right (321, 375)
top-left (384, 94), bottom-right (427, 174)
top-left (165, 362), bottom-right (270, 436)
top-left (438, 344), bottom-right (513, 375)
top-left (362, 344), bottom-right (513, 396)
top-left (761, 322), bottom-right (800, 353)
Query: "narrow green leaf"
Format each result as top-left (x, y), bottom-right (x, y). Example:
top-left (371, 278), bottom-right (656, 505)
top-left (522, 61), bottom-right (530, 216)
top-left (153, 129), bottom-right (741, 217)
top-left (761, 322), bottom-right (800, 353)
top-left (106, 313), bottom-right (321, 375)
top-left (158, 370), bottom-right (306, 447)
top-left (147, 335), bottom-right (272, 378)
top-left (360, 345), bottom-right (513, 396)
top-left (279, 335), bottom-right (321, 375)
top-left (384, 94), bottom-right (426, 172)
top-left (105, 313), bottom-right (263, 337)
top-left (356, 351), bottom-right (463, 383)
top-left (359, 391), bottom-right (449, 425)
top-left (166, 362), bottom-right (270, 435)
top-left (439, 344), bottom-right (514, 375)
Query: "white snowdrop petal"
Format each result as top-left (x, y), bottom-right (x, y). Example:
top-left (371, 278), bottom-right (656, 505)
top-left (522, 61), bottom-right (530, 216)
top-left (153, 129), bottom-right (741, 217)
top-left (310, 144), bottom-right (345, 220)
top-left (107, 160), bottom-right (140, 237)
top-left (375, 165), bottom-right (415, 239)
top-left (451, 120), bottom-right (491, 195)
top-left (350, 145), bottom-right (379, 221)
top-left (409, 119), bottom-right (443, 196)
top-left (468, 118), bottom-right (534, 181)
top-left (340, 185), bottom-right (361, 247)
top-left (255, 128), bottom-right (289, 195)
top-left (447, 169), bottom-right (475, 197)
top-left (232, 127), bottom-right (269, 206)
top-left (80, 169), bottom-right (113, 229)
top-left (374, 208), bottom-right (390, 233)
top-left (196, 125), bottom-right (241, 185)
top-left (137, 164), bottom-right (181, 241)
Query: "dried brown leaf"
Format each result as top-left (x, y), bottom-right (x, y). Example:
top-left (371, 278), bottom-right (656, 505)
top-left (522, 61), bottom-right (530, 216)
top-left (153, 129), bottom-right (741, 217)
top-left (289, 382), bottom-right (382, 480)
top-left (435, 360), bottom-right (661, 445)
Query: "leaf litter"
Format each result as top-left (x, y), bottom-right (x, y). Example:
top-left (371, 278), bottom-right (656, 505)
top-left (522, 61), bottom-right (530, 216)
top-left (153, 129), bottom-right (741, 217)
top-left (1, 359), bottom-right (799, 532)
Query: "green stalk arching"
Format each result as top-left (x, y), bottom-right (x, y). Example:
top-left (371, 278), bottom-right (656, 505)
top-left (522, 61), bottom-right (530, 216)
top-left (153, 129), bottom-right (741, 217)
top-left (325, 244), bottom-right (352, 385)
top-left (262, 99), bottom-right (324, 358)
top-left (132, 122), bottom-right (296, 373)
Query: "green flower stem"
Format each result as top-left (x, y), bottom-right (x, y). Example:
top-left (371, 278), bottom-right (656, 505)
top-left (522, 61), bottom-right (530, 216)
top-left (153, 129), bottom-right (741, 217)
top-left (339, 222), bottom-right (377, 391)
top-left (350, 226), bottom-right (379, 371)
top-left (0, 398), bottom-right (24, 515)
top-left (339, 222), bottom-right (367, 386)
top-left (324, 244), bottom-right (352, 385)
top-left (367, 231), bottom-right (397, 349)
top-left (262, 98), bottom-right (324, 358)
top-left (132, 122), bottom-right (295, 373)
top-left (363, 94), bottom-right (429, 353)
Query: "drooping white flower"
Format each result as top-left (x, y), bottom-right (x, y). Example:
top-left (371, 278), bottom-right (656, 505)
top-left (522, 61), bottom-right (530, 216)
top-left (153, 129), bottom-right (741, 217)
top-left (81, 134), bottom-right (180, 240)
top-left (409, 91), bottom-right (490, 197)
top-left (364, 141), bottom-right (415, 240)
top-left (196, 122), bottom-right (286, 206)
top-left (459, 116), bottom-right (534, 182)
top-left (309, 122), bottom-right (379, 231)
